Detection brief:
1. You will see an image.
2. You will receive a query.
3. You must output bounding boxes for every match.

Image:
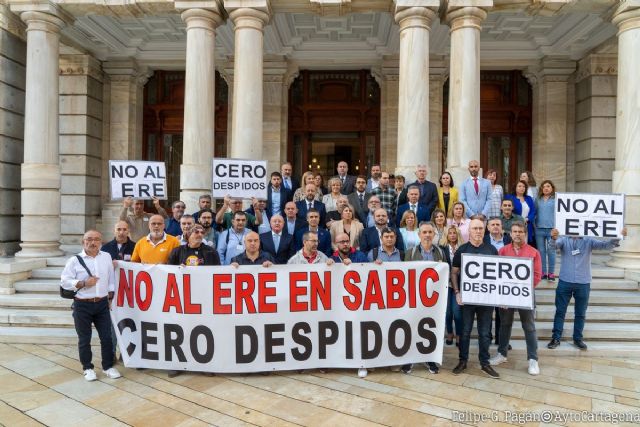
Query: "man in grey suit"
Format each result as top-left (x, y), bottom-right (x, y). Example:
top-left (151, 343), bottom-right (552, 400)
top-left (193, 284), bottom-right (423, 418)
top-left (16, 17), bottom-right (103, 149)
top-left (334, 161), bottom-right (356, 195)
top-left (459, 160), bottom-right (492, 218)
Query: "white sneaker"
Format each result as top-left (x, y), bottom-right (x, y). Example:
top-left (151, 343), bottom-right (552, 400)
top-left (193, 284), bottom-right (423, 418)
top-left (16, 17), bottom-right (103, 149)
top-left (103, 367), bottom-right (122, 379)
top-left (83, 369), bottom-right (97, 381)
top-left (357, 368), bottom-right (368, 378)
top-left (528, 359), bottom-right (540, 376)
top-left (489, 353), bottom-right (507, 366)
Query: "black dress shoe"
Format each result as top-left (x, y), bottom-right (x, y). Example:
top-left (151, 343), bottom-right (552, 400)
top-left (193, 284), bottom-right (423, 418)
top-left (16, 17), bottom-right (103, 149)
top-left (547, 339), bottom-right (560, 349)
top-left (573, 340), bottom-right (588, 350)
top-left (481, 364), bottom-right (500, 379)
top-left (452, 360), bottom-right (467, 375)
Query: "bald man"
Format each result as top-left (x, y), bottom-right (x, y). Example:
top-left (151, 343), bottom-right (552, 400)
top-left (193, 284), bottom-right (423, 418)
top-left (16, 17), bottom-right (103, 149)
top-left (231, 231), bottom-right (274, 267)
top-left (101, 221), bottom-right (136, 264)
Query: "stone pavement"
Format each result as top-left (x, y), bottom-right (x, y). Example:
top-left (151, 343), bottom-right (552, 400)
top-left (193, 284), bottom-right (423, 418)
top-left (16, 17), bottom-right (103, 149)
top-left (1, 343), bottom-right (639, 426)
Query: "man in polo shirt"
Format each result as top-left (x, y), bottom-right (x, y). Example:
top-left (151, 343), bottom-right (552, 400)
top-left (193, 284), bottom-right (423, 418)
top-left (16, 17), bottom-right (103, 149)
top-left (231, 231), bottom-right (274, 267)
top-left (60, 230), bottom-right (121, 382)
top-left (131, 214), bottom-right (180, 264)
top-left (367, 228), bottom-right (403, 263)
top-left (451, 218), bottom-right (500, 378)
top-left (217, 211), bottom-right (251, 265)
top-left (489, 221), bottom-right (542, 376)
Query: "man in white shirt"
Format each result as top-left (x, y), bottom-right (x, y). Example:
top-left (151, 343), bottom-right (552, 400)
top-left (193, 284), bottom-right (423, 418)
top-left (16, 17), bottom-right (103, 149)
top-left (60, 230), bottom-right (122, 382)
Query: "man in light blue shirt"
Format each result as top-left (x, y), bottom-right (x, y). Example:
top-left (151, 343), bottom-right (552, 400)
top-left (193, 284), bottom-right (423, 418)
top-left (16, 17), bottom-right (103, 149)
top-left (459, 160), bottom-right (492, 218)
top-left (217, 211), bottom-right (251, 265)
top-left (547, 227), bottom-right (626, 351)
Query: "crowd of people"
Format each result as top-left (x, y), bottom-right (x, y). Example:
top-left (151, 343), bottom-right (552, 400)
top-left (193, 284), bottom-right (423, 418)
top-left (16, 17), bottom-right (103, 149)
top-left (61, 160), bottom-right (625, 382)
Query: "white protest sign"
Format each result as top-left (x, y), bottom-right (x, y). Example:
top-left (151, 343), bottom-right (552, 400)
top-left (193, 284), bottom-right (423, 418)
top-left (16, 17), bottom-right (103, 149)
top-left (212, 158), bottom-right (267, 199)
top-left (109, 160), bottom-right (167, 200)
top-left (112, 261), bottom-right (449, 373)
top-left (555, 192), bottom-right (625, 238)
top-left (460, 254), bottom-right (534, 310)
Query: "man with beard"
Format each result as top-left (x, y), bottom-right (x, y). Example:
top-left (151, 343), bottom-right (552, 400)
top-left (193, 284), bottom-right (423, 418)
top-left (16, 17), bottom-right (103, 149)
top-left (366, 164), bottom-right (382, 192)
top-left (119, 196), bottom-right (167, 242)
top-left (459, 160), bottom-right (492, 218)
top-left (131, 214), bottom-right (180, 264)
top-left (165, 200), bottom-right (187, 236)
top-left (197, 208), bottom-right (218, 249)
top-left (371, 172), bottom-right (397, 222)
top-left (359, 208), bottom-right (404, 254)
top-left (347, 175), bottom-right (371, 224)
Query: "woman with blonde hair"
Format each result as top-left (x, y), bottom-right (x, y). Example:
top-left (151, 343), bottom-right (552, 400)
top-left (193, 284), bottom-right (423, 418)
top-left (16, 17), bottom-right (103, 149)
top-left (431, 208), bottom-right (447, 244)
top-left (446, 201), bottom-right (470, 243)
top-left (398, 209), bottom-right (420, 251)
top-left (322, 177), bottom-right (343, 213)
top-left (329, 204), bottom-right (364, 250)
top-left (293, 171), bottom-right (322, 202)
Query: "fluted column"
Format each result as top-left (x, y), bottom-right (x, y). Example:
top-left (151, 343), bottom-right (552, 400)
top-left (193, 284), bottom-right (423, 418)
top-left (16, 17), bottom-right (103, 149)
top-left (609, 2), bottom-right (640, 269)
top-left (14, 10), bottom-right (66, 257)
top-left (394, 1), bottom-right (437, 179)
top-left (226, 1), bottom-right (270, 160)
top-left (177, 4), bottom-right (223, 212)
top-left (444, 1), bottom-right (492, 185)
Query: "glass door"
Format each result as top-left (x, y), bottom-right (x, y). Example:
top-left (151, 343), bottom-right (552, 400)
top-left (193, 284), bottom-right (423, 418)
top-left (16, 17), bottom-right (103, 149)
top-left (482, 133), bottom-right (530, 192)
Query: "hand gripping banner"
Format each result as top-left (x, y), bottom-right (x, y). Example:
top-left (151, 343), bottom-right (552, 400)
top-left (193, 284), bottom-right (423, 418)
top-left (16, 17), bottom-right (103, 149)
top-left (111, 261), bottom-right (449, 373)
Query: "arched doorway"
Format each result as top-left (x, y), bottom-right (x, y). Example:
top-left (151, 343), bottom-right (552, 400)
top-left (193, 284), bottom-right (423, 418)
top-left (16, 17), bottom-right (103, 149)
top-left (443, 70), bottom-right (532, 191)
top-left (288, 70), bottom-right (380, 179)
top-left (142, 71), bottom-right (228, 202)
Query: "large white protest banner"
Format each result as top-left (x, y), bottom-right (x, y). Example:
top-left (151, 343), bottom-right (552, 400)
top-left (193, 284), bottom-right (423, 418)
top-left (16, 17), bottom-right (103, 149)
top-left (555, 192), bottom-right (625, 238)
top-left (111, 261), bottom-right (449, 373)
top-left (109, 160), bottom-right (167, 200)
top-left (212, 158), bottom-right (267, 199)
top-left (460, 254), bottom-right (534, 310)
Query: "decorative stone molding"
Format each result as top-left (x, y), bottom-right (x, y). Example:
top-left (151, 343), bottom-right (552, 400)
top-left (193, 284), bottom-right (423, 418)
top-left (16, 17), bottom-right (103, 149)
top-left (9, 0), bottom-right (74, 27)
top-left (575, 53), bottom-right (618, 83)
top-left (225, 0), bottom-right (271, 28)
top-left (59, 54), bottom-right (103, 82)
top-left (103, 60), bottom-right (150, 87)
top-left (525, 58), bottom-right (576, 85)
top-left (445, 4), bottom-right (491, 32)
top-left (0, 2), bottom-right (26, 39)
top-left (612, 0), bottom-right (640, 34)
top-left (310, 0), bottom-right (351, 16)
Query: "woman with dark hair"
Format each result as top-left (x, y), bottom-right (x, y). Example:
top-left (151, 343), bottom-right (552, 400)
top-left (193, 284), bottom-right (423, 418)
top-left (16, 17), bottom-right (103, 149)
top-left (505, 180), bottom-right (536, 243)
top-left (485, 169), bottom-right (504, 218)
top-left (520, 171), bottom-right (538, 200)
top-left (437, 171), bottom-right (458, 217)
top-left (314, 173), bottom-right (328, 195)
top-left (440, 225), bottom-right (463, 346)
top-left (431, 208), bottom-right (447, 243)
top-left (535, 180), bottom-right (556, 281)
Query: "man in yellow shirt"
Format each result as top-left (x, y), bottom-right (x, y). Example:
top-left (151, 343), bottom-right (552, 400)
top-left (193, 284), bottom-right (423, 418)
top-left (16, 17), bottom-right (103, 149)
top-left (131, 215), bottom-right (180, 264)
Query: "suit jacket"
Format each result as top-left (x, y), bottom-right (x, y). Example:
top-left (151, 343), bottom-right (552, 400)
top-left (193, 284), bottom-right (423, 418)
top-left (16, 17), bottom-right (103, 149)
top-left (359, 226), bottom-right (405, 254)
top-left (283, 217), bottom-right (306, 236)
top-left (437, 187), bottom-right (459, 215)
top-left (396, 203), bottom-right (431, 228)
top-left (101, 238), bottom-right (136, 261)
top-left (459, 177), bottom-right (492, 217)
top-left (399, 180), bottom-right (438, 214)
top-left (294, 227), bottom-right (332, 256)
top-left (334, 174), bottom-right (356, 195)
top-left (259, 231), bottom-right (295, 264)
top-left (282, 176), bottom-right (300, 193)
top-left (365, 178), bottom-right (380, 193)
top-left (266, 185), bottom-right (292, 217)
top-left (483, 233), bottom-right (513, 247)
top-left (347, 191), bottom-right (372, 224)
top-left (329, 220), bottom-right (365, 250)
top-left (295, 199), bottom-right (326, 226)
top-left (504, 194), bottom-right (536, 242)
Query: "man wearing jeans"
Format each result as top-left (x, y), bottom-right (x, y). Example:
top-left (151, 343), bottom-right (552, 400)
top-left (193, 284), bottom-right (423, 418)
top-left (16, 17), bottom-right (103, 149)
top-left (450, 219), bottom-right (500, 378)
top-left (547, 227), bottom-right (626, 350)
top-left (489, 221), bottom-right (542, 375)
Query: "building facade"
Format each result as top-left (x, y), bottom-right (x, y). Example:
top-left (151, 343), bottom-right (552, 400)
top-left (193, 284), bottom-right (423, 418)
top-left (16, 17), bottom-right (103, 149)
top-left (0, 0), bottom-right (638, 271)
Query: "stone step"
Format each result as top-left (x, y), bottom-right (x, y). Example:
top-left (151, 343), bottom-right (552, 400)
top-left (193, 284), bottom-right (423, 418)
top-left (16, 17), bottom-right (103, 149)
top-left (46, 257), bottom-right (69, 267)
top-left (523, 305), bottom-right (640, 322)
top-left (442, 339), bottom-right (640, 358)
top-left (0, 326), bottom-right (97, 345)
top-left (536, 278), bottom-right (638, 290)
top-left (533, 289), bottom-right (640, 306)
top-left (0, 293), bottom-right (73, 309)
top-left (0, 308), bottom-right (73, 327)
top-left (485, 321), bottom-right (640, 341)
top-left (31, 267), bottom-right (63, 279)
top-left (14, 279), bottom-right (60, 293)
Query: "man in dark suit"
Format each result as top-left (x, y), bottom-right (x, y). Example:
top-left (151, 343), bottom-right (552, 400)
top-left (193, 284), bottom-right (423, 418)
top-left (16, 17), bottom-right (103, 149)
top-left (398, 164), bottom-right (438, 214)
top-left (280, 162), bottom-right (299, 193)
top-left (359, 208), bottom-right (404, 254)
top-left (267, 171), bottom-right (292, 217)
top-left (294, 209), bottom-right (332, 256)
top-left (283, 201), bottom-right (306, 236)
top-left (295, 183), bottom-right (326, 226)
top-left (259, 214), bottom-right (295, 264)
top-left (396, 186), bottom-right (431, 227)
top-left (334, 161), bottom-right (356, 195)
top-left (347, 175), bottom-right (371, 224)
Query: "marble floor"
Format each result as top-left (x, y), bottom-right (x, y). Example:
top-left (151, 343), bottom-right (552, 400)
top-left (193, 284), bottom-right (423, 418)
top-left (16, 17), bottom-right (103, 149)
top-left (0, 342), bottom-right (639, 427)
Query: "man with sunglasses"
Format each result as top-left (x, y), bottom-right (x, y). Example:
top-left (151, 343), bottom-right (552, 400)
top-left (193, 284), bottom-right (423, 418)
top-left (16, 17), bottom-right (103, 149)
top-left (168, 224), bottom-right (221, 267)
top-left (165, 200), bottom-right (187, 236)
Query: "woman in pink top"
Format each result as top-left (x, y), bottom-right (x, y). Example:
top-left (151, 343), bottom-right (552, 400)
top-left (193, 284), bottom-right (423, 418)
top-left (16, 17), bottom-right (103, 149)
top-left (446, 202), bottom-right (470, 243)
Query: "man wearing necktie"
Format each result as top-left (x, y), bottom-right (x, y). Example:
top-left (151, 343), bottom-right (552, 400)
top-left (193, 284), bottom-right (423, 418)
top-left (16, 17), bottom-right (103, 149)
top-left (295, 183), bottom-right (327, 226)
top-left (280, 162), bottom-right (299, 193)
top-left (260, 214), bottom-right (295, 264)
top-left (334, 161), bottom-right (356, 194)
top-left (347, 175), bottom-right (371, 224)
top-left (396, 186), bottom-right (431, 227)
top-left (459, 160), bottom-right (492, 218)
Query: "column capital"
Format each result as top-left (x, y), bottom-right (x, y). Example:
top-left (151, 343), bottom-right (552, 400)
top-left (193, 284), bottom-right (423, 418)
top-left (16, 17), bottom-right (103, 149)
top-left (59, 54), bottom-right (103, 82)
top-left (575, 53), bottom-right (617, 83)
top-left (103, 60), bottom-right (151, 86)
top-left (525, 58), bottom-right (576, 85)
top-left (176, 2), bottom-right (225, 29)
top-left (444, 1), bottom-right (492, 31)
top-left (612, 0), bottom-right (640, 34)
top-left (9, 1), bottom-right (73, 28)
top-left (226, 0), bottom-right (271, 29)
top-left (394, 1), bottom-right (438, 31)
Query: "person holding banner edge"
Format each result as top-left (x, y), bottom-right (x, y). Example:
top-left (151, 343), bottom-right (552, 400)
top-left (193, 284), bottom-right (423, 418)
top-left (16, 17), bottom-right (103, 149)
top-left (547, 226), bottom-right (626, 350)
top-left (489, 221), bottom-right (542, 375)
top-left (450, 218), bottom-right (500, 378)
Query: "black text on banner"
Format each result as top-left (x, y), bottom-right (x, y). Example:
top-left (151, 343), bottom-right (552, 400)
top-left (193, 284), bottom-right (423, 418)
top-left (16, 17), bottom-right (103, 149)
top-left (212, 158), bottom-right (267, 200)
top-left (555, 192), bottom-right (625, 238)
top-left (109, 160), bottom-right (167, 200)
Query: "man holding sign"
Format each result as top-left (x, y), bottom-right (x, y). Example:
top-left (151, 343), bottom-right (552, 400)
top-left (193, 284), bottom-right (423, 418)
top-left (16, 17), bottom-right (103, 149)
top-left (489, 221), bottom-right (542, 376)
top-left (547, 226), bottom-right (626, 351)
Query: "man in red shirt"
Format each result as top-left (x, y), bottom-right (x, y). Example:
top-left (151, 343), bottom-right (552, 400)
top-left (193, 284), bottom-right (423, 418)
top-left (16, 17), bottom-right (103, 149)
top-left (489, 220), bottom-right (542, 376)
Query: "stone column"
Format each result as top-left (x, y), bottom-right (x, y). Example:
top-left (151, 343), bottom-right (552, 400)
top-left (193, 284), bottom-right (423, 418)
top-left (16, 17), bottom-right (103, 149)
top-left (176, 4), bottom-right (223, 212)
top-left (373, 60), bottom-right (399, 173)
top-left (263, 59), bottom-right (289, 172)
top-left (226, 1), bottom-right (270, 160)
top-left (12, 9), bottom-right (67, 258)
top-left (394, 1), bottom-right (438, 179)
top-left (609, 2), bottom-right (640, 269)
top-left (444, 1), bottom-right (491, 186)
top-left (429, 59), bottom-right (447, 178)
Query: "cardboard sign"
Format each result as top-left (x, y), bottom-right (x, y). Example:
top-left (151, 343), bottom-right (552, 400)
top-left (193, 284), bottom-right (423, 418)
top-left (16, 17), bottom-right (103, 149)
top-left (112, 261), bottom-right (449, 373)
top-left (212, 158), bottom-right (267, 199)
top-left (109, 161), bottom-right (167, 200)
top-left (460, 254), bottom-right (534, 310)
top-left (555, 192), bottom-right (625, 238)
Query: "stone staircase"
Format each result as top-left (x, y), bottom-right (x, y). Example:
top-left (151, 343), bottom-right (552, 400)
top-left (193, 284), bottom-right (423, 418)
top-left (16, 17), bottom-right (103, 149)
top-left (0, 255), bottom-right (639, 356)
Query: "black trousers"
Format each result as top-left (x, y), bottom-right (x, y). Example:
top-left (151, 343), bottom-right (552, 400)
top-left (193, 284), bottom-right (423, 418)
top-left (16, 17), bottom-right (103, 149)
top-left (72, 299), bottom-right (114, 371)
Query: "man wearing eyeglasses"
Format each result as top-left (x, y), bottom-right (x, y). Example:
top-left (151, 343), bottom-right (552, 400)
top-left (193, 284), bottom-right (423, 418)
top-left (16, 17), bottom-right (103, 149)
top-left (331, 233), bottom-right (368, 264)
top-left (165, 200), bottom-right (186, 236)
top-left (168, 224), bottom-right (221, 267)
top-left (215, 195), bottom-right (263, 231)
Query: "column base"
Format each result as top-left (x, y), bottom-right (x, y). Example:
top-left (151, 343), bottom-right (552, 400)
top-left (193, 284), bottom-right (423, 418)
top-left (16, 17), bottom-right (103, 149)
top-left (607, 225), bottom-right (640, 269)
top-left (15, 244), bottom-right (64, 258)
top-left (607, 250), bottom-right (640, 269)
